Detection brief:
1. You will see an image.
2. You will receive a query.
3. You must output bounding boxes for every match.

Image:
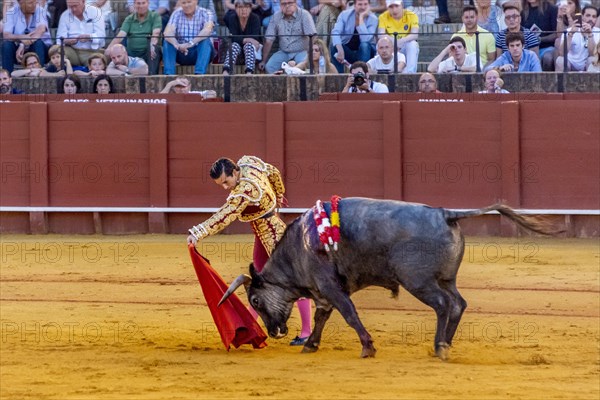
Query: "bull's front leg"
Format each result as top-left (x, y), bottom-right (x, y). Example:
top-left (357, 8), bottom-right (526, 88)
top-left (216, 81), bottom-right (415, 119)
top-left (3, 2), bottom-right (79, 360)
top-left (302, 305), bottom-right (333, 354)
top-left (331, 294), bottom-right (376, 358)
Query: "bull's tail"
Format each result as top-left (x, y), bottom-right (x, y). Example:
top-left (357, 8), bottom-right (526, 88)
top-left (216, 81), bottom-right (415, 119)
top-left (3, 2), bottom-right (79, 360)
top-left (444, 204), bottom-right (563, 236)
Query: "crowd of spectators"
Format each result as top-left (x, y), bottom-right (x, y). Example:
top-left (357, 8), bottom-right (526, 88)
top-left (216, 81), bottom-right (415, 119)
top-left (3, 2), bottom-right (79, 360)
top-left (1, 0), bottom-right (599, 95)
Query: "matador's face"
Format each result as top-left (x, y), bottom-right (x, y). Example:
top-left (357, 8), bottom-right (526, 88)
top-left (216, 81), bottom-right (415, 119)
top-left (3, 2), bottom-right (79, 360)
top-left (214, 170), bottom-right (239, 191)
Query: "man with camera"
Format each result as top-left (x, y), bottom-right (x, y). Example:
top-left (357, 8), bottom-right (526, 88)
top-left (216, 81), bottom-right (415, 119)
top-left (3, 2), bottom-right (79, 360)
top-left (555, 5), bottom-right (599, 72)
top-left (342, 61), bottom-right (389, 93)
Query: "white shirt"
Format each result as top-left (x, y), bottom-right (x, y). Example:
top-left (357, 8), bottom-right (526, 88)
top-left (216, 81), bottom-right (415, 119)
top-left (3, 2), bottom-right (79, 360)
top-left (367, 53), bottom-right (407, 73)
top-left (56, 5), bottom-right (105, 50)
top-left (437, 53), bottom-right (477, 73)
top-left (2, 3), bottom-right (53, 47)
top-left (561, 27), bottom-right (600, 71)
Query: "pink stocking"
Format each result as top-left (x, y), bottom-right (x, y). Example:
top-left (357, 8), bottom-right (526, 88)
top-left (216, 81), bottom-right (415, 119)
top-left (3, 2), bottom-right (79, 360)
top-left (296, 298), bottom-right (312, 338)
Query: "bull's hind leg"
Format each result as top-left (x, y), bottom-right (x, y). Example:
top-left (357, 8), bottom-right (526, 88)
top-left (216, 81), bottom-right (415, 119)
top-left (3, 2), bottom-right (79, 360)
top-left (404, 281), bottom-right (452, 360)
top-left (302, 306), bottom-right (333, 353)
top-left (439, 280), bottom-right (467, 347)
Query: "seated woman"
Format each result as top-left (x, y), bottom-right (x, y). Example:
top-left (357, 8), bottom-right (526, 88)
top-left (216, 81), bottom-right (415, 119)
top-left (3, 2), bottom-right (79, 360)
top-left (587, 41), bottom-right (600, 73)
top-left (58, 74), bottom-right (82, 94)
top-left (10, 52), bottom-right (70, 77)
top-left (288, 38), bottom-right (337, 73)
top-left (222, 0), bottom-right (262, 75)
top-left (74, 53), bottom-right (107, 77)
top-left (478, 68), bottom-right (509, 93)
top-left (10, 53), bottom-right (46, 77)
top-left (93, 74), bottom-right (114, 94)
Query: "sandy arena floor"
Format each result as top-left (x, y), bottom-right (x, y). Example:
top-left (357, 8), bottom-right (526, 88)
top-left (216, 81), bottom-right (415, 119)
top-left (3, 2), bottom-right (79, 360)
top-left (0, 234), bottom-right (598, 399)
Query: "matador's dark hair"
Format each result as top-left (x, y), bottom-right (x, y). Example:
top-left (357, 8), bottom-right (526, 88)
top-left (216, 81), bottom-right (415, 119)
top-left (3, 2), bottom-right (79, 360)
top-left (209, 158), bottom-right (240, 179)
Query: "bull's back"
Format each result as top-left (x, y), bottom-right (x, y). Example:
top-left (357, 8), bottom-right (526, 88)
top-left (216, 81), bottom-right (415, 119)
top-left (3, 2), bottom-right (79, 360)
top-left (332, 198), bottom-right (464, 290)
top-left (337, 198), bottom-right (452, 243)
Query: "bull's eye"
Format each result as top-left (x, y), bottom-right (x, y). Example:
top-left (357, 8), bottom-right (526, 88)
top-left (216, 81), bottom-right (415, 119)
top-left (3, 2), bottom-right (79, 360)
top-left (251, 297), bottom-right (259, 308)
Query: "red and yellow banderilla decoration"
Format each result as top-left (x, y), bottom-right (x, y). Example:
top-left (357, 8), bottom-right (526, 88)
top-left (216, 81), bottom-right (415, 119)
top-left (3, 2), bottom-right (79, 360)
top-left (313, 195), bottom-right (342, 252)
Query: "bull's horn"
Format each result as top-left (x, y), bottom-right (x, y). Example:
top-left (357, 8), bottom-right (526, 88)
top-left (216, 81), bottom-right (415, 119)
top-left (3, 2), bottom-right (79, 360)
top-left (218, 274), bottom-right (252, 307)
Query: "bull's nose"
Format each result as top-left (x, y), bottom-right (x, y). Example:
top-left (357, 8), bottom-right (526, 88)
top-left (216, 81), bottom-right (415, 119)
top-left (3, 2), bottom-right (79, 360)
top-left (270, 327), bottom-right (288, 339)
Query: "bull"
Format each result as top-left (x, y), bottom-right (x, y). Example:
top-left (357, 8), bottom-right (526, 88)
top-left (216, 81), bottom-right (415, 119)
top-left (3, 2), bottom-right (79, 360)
top-left (219, 198), bottom-right (558, 359)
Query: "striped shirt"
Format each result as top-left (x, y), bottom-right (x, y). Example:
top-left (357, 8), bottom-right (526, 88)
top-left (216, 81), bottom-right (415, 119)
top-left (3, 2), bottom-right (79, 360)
top-left (265, 9), bottom-right (316, 53)
top-left (495, 27), bottom-right (540, 52)
top-left (167, 7), bottom-right (211, 44)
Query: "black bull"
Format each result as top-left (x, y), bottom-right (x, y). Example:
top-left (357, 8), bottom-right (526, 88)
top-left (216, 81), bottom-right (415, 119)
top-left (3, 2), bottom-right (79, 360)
top-left (219, 198), bottom-right (559, 359)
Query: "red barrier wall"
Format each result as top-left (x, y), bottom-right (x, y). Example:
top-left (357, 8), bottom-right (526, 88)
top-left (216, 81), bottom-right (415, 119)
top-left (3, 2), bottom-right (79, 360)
top-left (1, 99), bottom-right (598, 236)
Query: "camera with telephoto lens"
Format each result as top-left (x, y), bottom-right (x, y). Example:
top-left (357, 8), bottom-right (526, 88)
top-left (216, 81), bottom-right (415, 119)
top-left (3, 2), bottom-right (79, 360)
top-left (353, 71), bottom-right (366, 87)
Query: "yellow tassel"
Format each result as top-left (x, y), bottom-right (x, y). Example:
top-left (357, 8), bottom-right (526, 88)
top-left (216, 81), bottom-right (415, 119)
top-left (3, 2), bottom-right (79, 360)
top-left (331, 212), bottom-right (340, 226)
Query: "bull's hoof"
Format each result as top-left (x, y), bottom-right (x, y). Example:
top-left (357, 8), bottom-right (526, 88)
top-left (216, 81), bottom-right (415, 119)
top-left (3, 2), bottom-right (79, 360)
top-left (435, 342), bottom-right (450, 361)
top-left (301, 343), bottom-right (319, 353)
top-left (360, 346), bottom-right (377, 358)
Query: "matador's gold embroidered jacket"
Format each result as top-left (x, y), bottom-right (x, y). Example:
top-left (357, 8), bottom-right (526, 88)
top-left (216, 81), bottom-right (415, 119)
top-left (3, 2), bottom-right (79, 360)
top-left (188, 156), bottom-right (286, 255)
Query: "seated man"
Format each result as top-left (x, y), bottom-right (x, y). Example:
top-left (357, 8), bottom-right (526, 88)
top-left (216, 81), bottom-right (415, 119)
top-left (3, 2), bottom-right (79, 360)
top-left (485, 31), bottom-right (541, 72)
top-left (452, 5), bottom-right (496, 69)
top-left (105, 0), bottom-right (162, 75)
top-left (259, 0), bottom-right (304, 28)
top-left (416, 72), bottom-right (440, 93)
top-left (478, 68), bottom-right (509, 94)
top-left (160, 76), bottom-right (217, 99)
top-left (496, 3), bottom-right (539, 59)
top-left (162, 0), bottom-right (214, 75)
top-left (128, 0), bottom-right (170, 30)
top-left (330, 0), bottom-right (378, 73)
top-left (56, 0), bottom-right (105, 67)
top-left (106, 44), bottom-right (149, 76)
top-left (259, 0), bottom-right (316, 74)
top-left (0, 68), bottom-right (25, 94)
top-left (427, 36), bottom-right (477, 73)
top-left (377, 0), bottom-right (419, 73)
top-left (367, 35), bottom-right (406, 74)
top-left (2, 0), bottom-right (52, 74)
top-left (555, 5), bottom-right (599, 72)
top-left (342, 60), bottom-right (389, 93)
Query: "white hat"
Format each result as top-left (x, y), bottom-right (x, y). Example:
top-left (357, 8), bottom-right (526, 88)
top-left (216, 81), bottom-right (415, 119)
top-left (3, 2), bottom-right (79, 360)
top-left (386, 0), bottom-right (403, 7)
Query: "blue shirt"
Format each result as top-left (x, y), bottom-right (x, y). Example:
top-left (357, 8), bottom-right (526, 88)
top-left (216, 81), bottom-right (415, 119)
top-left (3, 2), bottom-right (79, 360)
top-left (3, 3), bottom-right (52, 47)
top-left (485, 48), bottom-right (542, 72)
top-left (167, 7), bottom-right (212, 44)
top-left (331, 7), bottom-right (379, 47)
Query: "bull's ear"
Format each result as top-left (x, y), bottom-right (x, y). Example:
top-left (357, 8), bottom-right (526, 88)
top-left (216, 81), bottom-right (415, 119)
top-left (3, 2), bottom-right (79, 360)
top-left (249, 263), bottom-right (259, 279)
top-left (249, 263), bottom-right (264, 286)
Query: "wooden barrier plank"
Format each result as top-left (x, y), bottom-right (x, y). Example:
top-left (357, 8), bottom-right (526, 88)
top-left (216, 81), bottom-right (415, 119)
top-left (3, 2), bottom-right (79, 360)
top-left (401, 102), bottom-right (502, 208)
top-left (29, 103), bottom-right (48, 233)
top-left (382, 101), bottom-right (403, 200)
top-left (148, 104), bottom-right (168, 233)
top-left (500, 101), bottom-right (520, 236)
top-left (167, 103), bottom-right (267, 207)
top-left (520, 100), bottom-right (600, 209)
top-left (0, 104), bottom-right (30, 207)
top-left (48, 103), bottom-right (150, 121)
top-left (266, 103), bottom-right (285, 178)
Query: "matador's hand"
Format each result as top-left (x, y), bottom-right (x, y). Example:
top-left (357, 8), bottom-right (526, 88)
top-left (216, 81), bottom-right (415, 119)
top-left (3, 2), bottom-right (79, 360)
top-left (187, 234), bottom-right (198, 246)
